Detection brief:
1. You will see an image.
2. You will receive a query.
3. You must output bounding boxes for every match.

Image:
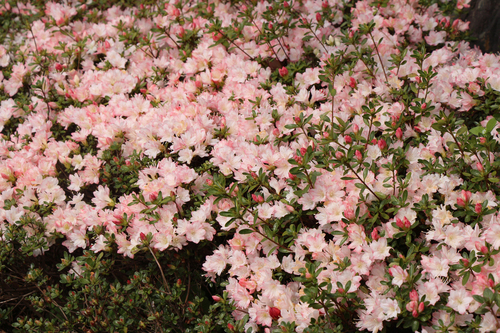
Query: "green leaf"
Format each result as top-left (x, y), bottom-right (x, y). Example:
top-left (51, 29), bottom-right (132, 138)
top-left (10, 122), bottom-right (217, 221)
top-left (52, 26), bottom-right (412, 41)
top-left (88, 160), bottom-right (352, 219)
top-left (469, 126), bottom-right (484, 136)
top-left (486, 118), bottom-right (497, 133)
top-left (239, 229), bottom-right (254, 234)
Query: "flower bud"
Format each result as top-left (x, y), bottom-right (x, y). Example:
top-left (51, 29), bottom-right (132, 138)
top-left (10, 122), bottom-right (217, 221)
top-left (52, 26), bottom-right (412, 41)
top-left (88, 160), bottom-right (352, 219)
top-left (283, 1), bottom-right (289, 8)
top-left (477, 162), bottom-right (484, 172)
top-left (355, 150), bottom-right (362, 161)
top-left (378, 138), bottom-right (387, 150)
top-left (227, 323), bottom-right (235, 331)
top-left (353, 124), bottom-right (359, 133)
top-left (488, 279), bottom-right (495, 288)
top-left (212, 295), bottom-right (221, 302)
top-left (269, 307), bottom-right (281, 320)
top-left (300, 147), bottom-right (307, 156)
top-left (316, 13), bottom-right (322, 22)
top-left (410, 289), bottom-right (419, 302)
top-left (395, 128), bottom-right (403, 140)
top-left (279, 66), bottom-right (288, 77)
top-left (480, 137), bottom-right (486, 144)
top-left (345, 135), bottom-right (352, 144)
top-left (475, 202), bottom-right (482, 214)
top-left (412, 309), bottom-right (418, 318)
top-left (371, 228), bottom-right (379, 240)
top-left (335, 151), bottom-right (344, 159)
top-left (349, 77), bottom-right (356, 88)
top-left (418, 302), bottom-right (425, 312)
top-left (456, 197), bottom-right (466, 208)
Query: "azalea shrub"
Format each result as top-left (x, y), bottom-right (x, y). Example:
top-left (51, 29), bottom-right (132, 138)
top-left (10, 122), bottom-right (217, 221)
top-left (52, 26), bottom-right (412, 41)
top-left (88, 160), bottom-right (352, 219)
top-left (2, 0), bottom-right (500, 332)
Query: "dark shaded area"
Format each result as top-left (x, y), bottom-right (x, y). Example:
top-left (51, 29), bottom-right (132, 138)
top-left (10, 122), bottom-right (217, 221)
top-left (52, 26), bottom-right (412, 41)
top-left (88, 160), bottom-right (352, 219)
top-left (461, 0), bottom-right (500, 54)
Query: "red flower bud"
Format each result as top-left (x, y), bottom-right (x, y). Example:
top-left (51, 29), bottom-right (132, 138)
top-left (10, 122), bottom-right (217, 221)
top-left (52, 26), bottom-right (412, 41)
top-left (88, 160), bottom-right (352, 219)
top-left (456, 197), bottom-right (466, 208)
top-left (284, 1), bottom-right (289, 8)
top-left (396, 128), bottom-right (403, 140)
top-left (269, 307), bottom-right (281, 320)
top-left (278, 66), bottom-right (288, 77)
top-left (212, 295), bottom-right (221, 302)
top-left (475, 202), bottom-right (482, 214)
top-left (418, 302), bottom-right (425, 312)
top-left (460, 258), bottom-right (469, 267)
top-left (335, 151), bottom-right (344, 159)
top-left (55, 63), bottom-right (63, 71)
top-left (300, 147), bottom-right (307, 156)
top-left (353, 124), bottom-right (359, 133)
top-left (345, 135), bottom-right (352, 144)
top-left (477, 162), bottom-right (484, 172)
top-left (140, 232), bottom-right (146, 241)
top-left (316, 13), bottom-right (322, 22)
top-left (349, 77), bottom-right (356, 88)
top-left (355, 150), bottom-right (362, 161)
top-left (227, 323), bottom-right (235, 330)
top-left (371, 228), bottom-right (379, 240)
top-left (378, 138), bottom-right (387, 150)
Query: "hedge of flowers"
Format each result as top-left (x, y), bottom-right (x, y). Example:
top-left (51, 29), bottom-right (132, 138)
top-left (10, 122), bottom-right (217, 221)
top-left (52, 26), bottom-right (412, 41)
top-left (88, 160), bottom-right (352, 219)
top-left (2, 0), bottom-right (500, 332)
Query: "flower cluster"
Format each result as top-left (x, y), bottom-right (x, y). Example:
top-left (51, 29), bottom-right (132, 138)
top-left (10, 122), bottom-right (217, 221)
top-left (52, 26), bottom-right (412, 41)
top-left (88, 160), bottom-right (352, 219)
top-left (3, 0), bottom-right (500, 332)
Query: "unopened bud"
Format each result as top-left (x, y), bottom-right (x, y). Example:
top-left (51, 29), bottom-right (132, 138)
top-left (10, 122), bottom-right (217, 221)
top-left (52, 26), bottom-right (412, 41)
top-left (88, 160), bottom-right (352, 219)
top-left (212, 295), bottom-right (221, 302)
top-left (269, 307), bottom-right (281, 320)
top-left (345, 135), bottom-right (352, 144)
top-left (475, 202), bottom-right (482, 214)
top-left (279, 66), bottom-right (288, 77)
top-left (378, 138), bottom-right (387, 150)
top-left (371, 228), bottom-right (379, 240)
top-left (396, 128), bottom-right (403, 140)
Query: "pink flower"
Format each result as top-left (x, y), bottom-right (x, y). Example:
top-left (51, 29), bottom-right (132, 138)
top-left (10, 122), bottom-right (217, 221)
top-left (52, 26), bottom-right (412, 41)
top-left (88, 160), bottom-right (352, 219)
top-left (447, 288), bottom-right (473, 314)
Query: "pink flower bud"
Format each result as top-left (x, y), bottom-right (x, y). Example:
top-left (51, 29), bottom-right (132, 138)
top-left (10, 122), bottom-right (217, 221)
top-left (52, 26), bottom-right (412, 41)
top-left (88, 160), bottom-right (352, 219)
top-left (251, 172), bottom-right (258, 179)
top-left (396, 217), bottom-right (405, 228)
top-left (322, 1), bottom-right (329, 8)
top-left (475, 202), bottom-right (482, 214)
top-left (456, 197), bottom-right (466, 208)
top-left (353, 124), bottom-right (359, 133)
top-left (300, 147), bottom-right (307, 156)
top-left (55, 63), bottom-right (63, 71)
top-left (335, 151), bottom-right (344, 159)
top-left (272, 128), bottom-right (280, 136)
top-left (252, 194), bottom-right (264, 203)
top-left (294, 116), bottom-right (301, 123)
top-left (212, 295), bottom-right (221, 302)
top-left (206, 179), bottom-right (213, 186)
top-left (418, 302), bottom-right (425, 312)
top-left (371, 228), bottom-right (379, 240)
top-left (269, 307), bottom-right (281, 320)
top-left (403, 217), bottom-right (411, 228)
top-left (462, 190), bottom-right (472, 202)
top-left (140, 232), bottom-right (146, 241)
top-left (289, 172), bottom-right (297, 181)
top-left (268, 23), bottom-right (273, 30)
top-left (477, 162), bottom-right (484, 172)
top-left (283, 1), bottom-right (289, 8)
top-left (410, 290), bottom-right (419, 302)
top-left (489, 279), bottom-right (495, 288)
top-left (396, 128), bottom-right (403, 140)
top-left (355, 150), bottom-right (362, 161)
top-left (345, 135), bottom-right (352, 144)
top-left (378, 138), bottom-right (387, 150)
top-left (316, 13), bottom-right (322, 22)
top-left (461, 258), bottom-right (469, 267)
top-left (279, 66), bottom-right (288, 77)
top-left (412, 309), bottom-right (418, 318)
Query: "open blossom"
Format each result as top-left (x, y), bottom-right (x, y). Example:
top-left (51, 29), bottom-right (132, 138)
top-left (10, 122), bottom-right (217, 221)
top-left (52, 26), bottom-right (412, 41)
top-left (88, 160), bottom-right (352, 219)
top-left (447, 288), bottom-right (473, 314)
